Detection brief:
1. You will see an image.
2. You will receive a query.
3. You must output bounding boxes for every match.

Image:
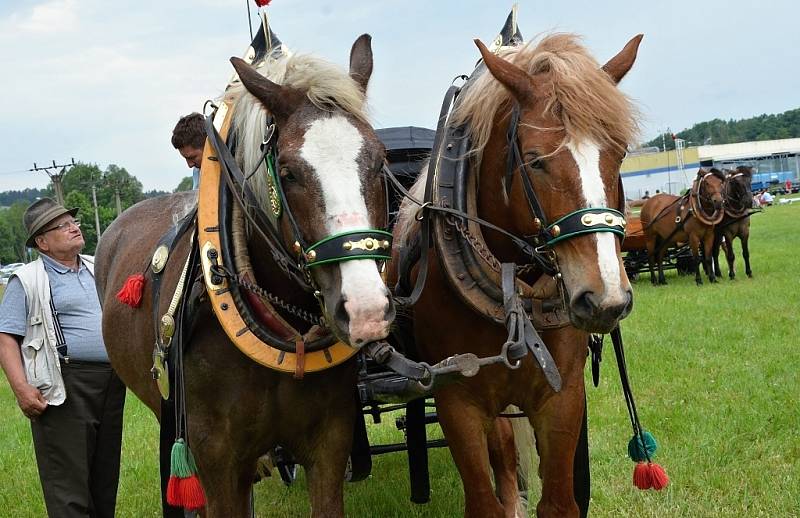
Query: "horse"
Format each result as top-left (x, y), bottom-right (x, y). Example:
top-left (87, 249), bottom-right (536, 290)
top-left (713, 166), bottom-right (754, 279)
top-left (94, 35), bottom-right (394, 517)
top-left (390, 33), bottom-right (642, 517)
top-left (640, 168), bottom-right (725, 285)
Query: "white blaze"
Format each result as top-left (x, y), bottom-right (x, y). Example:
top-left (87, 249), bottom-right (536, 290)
top-left (300, 116), bottom-right (390, 344)
top-left (567, 140), bottom-right (626, 306)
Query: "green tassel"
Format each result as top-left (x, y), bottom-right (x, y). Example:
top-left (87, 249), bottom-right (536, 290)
top-left (170, 439), bottom-right (197, 478)
top-left (627, 431), bottom-right (657, 462)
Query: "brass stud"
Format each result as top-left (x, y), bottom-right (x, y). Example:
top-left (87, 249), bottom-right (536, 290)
top-left (533, 218), bottom-right (542, 230)
top-left (551, 225), bottom-right (561, 237)
top-left (343, 242), bottom-right (353, 251)
top-left (307, 250), bottom-right (317, 262)
top-left (605, 214), bottom-right (615, 224)
top-left (581, 214), bottom-right (593, 225)
top-left (364, 238), bottom-right (375, 250)
top-left (293, 241), bottom-right (302, 254)
top-left (381, 240), bottom-right (391, 249)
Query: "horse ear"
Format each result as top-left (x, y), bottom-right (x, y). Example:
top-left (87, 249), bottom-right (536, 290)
top-left (230, 57), bottom-right (301, 122)
top-left (475, 39), bottom-right (534, 104)
top-left (601, 34), bottom-right (644, 84)
top-left (349, 34), bottom-right (373, 92)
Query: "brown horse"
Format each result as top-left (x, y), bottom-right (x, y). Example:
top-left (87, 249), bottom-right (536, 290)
top-left (640, 168), bottom-right (725, 285)
top-left (713, 166), bottom-right (754, 279)
top-left (94, 35), bottom-right (394, 517)
top-left (391, 33), bottom-right (642, 517)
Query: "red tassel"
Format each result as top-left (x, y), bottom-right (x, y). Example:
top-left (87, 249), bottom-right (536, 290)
top-left (116, 273), bottom-right (145, 307)
top-left (254, 0), bottom-right (271, 7)
top-left (633, 462), bottom-right (669, 490)
top-left (649, 463), bottom-right (669, 490)
top-left (179, 474), bottom-right (206, 511)
top-left (166, 476), bottom-right (181, 506)
top-left (633, 462), bottom-right (652, 489)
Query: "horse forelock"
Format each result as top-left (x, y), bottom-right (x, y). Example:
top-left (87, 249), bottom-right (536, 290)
top-left (395, 165), bottom-right (428, 248)
top-left (227, 50), bottom-right (371, 216)
top-left (450, 33), bottom-right (639, 167)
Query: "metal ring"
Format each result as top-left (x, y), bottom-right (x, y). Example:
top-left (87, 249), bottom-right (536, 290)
top-left (415, 202), bottom-right (432, 221)
top-left (203, 99), bottom-right (218, 117)
top-left (500, 342), bottom-right (523, 370)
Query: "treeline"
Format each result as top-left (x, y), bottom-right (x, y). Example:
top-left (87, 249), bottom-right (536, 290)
top-left (0, 164), bottom-right (191, 264)
top-left (643, 107), bottom-right (800, 151)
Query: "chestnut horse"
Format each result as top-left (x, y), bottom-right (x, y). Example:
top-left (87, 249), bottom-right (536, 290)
top-left (640, 168), bottom-right (725, 285)
top-left (391, 34), bottom-right (642, 517)
top-left (94, 35), bottom-right (394, 517)
top-left (713, 166), bottom-right (754, 279)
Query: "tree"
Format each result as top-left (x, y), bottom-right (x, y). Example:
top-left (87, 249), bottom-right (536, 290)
top-left (174, 176), bottom-right (193, 192)
top-left (0, 201), bottom-right (32, 263)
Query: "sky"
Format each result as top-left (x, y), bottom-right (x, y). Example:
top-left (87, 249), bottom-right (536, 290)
top-left (1, 0), bottom-right (798, 192)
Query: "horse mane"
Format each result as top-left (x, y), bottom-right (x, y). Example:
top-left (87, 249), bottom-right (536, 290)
top-left (225, 50), bottom-right (370, 214)
top-left (706, 167), bottom-right (726, 181)
top-left (449, 33), bottom-right (639, 163)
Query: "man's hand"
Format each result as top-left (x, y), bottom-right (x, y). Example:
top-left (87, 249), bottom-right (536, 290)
top-left (14, 383), bottom-right (47, 419)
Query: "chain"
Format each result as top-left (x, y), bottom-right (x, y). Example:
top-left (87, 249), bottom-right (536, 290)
top-left (447, 215), bottom-right (541, 277)
top-left (212, 265), bottom-right (324, 326)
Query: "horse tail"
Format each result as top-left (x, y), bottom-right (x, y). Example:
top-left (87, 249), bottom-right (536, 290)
top-left (508, 405), bottom-right (538, 514)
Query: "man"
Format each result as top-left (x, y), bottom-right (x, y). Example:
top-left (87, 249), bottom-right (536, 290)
top-left (171, 112), bottom-right (206, 189)
top-left (0, 198), bottom-right (125, 517)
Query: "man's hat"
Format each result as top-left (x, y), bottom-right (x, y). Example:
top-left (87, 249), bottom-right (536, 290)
top-left (24, 198), bottom-right (79, 248)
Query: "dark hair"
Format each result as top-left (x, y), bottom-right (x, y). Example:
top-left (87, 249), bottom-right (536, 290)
top-left (171, 113), bottom-right (206, 149)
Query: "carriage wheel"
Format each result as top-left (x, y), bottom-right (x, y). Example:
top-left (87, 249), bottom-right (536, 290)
top-left (406, 397), bottom-right (431, 504)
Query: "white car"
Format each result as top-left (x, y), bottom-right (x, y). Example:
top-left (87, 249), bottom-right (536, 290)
top-left (0, 263), bottom-right (24, 285)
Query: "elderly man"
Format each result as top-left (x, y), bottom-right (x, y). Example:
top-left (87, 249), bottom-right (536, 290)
top-left (171, 112), bottom-right (206, 189)
top-left (0, 198), bottom-right (125, 517)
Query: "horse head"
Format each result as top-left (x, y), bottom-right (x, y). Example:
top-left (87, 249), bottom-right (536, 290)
top-left (723, 166), bottom-right (754, 213)
top-left (229, 35), bottom-right (394, 347)
top-left (696, 167), bottom-right (726, 213)
top-left (470, 34), bottom-right (643, 333)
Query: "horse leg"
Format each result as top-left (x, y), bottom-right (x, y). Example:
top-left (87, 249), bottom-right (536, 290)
top-left (655, 239), bottom-right (668, 285)
top-left (436, 389), bottom-right (504, 518)
top-left (523, 388), bottom-right (584, 518)
top-left (689, 234), bottom-right (703, 285)
top-left (724, 232), bottom-right (737, 279)
top-left (488, 417), bottom-right (523, 518)
top-left (304, 414), bottom-right (353, 518)
top-left (703, 232), bottom-right (717, 283)
top-left (741, 231), bottom-right (753, 277)
top-left (712, 232), bottom-right (722, 278)
top-left (645, 235), bottom-right (658, 285)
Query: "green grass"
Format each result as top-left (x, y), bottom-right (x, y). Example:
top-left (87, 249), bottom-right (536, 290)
top-left (2, 204), bottom-right (799, 516)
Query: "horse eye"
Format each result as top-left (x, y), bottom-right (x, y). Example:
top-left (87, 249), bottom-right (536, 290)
top-left (280, 167), bottom-right (296, 183)
top-left (524, 152), bottom-right (543, 170)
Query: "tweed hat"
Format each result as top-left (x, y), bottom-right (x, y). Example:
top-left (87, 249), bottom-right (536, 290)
top-left (24, 198), bottom-right (80, 248)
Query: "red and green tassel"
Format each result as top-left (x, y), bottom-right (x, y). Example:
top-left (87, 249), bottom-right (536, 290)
top-left (628, 430), bottom-right (669, 490)
top-left (166, 438), bottom-right (206, 511)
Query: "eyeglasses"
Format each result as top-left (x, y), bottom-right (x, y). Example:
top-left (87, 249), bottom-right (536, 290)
top-left (42, 219), bottom-right (81, 234)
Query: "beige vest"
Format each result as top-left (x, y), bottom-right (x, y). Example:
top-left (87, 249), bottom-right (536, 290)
top-left (12, 255), bottom-right (95, 406)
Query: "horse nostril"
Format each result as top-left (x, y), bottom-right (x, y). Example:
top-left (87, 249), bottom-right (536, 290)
top-left (334, 298), bottom-right (349, 331)
top-left (572, 291), bottom-right (598, 318)
top-left (622, 290), bottom-right (634, 315)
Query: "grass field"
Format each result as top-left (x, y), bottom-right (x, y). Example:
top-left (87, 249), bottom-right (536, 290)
top-left (1, 203), bottom-right (799, 517)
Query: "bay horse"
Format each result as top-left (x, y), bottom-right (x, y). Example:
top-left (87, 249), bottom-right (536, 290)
top-left (391, 33), bottom-right (642, 517)
top-left (640, 168), bottom-right (725, 285)
top-left (713, 166), bottom-right (754, 279)
top-left (94, 35), bottom-right (394, 517)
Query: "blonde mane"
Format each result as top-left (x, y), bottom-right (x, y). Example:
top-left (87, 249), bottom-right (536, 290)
top-left (225, 50), bottom-right (370, 213)
top-left (449, 33), bottom-right (640, 162)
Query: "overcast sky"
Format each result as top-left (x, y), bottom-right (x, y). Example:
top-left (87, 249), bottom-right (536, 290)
top-left (1, 0), bottom-right (797, 192)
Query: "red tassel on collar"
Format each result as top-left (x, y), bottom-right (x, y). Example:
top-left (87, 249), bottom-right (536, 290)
top-left (116, 273), bottom-right (145, 308)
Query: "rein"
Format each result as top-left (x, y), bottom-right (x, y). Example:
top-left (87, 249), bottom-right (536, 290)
top-left (690, 171), bottom-right (724, 225)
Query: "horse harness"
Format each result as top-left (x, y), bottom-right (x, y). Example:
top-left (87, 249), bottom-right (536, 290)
top-left (381, 70), bottom-right (628, 392)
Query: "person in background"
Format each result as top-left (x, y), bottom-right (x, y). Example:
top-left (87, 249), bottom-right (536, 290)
top-left (760, 190), bottom-right (774, 206)
top-left (642, 190), bottom-right (650, 199)
top-left (785, 178), bottom-right (793, 194)
top-left (171, 112), bottom-right (206, 189)
top-left (0, 198), bottom-right (125, 517)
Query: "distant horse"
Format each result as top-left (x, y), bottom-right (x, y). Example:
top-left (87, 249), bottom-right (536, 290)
top-left (391, 33), bottom-right (642, 517)
top-left (640, 168), bottom-right (725, 285)
top-left (95, 35), bottom-right (394, 517)
top-left (713, 166), bottom-right (754, 279)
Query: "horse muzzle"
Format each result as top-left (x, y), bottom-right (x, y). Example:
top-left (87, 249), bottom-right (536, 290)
top-left (568, 288), bottom-right (633, 334)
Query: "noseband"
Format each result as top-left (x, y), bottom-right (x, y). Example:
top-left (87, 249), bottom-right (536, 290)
top-left (690, 171), bottom-right (725, 225)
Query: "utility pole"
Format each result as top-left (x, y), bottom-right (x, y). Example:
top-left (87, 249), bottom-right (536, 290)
top-left (91, 183), bottom-right (102, 238)
top-left (30, 158), bottom-right (76, 205)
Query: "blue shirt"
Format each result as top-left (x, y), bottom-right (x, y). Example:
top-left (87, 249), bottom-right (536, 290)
top-left (0, 254), bottom-right (108, 362)
top-left (192, 167), bottom-right (200, 190)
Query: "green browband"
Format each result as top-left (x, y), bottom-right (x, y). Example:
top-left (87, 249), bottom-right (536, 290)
top-left (545, 207), bottom-right (626, 247)
top-left (304, 229), bottom-right (393, 267)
